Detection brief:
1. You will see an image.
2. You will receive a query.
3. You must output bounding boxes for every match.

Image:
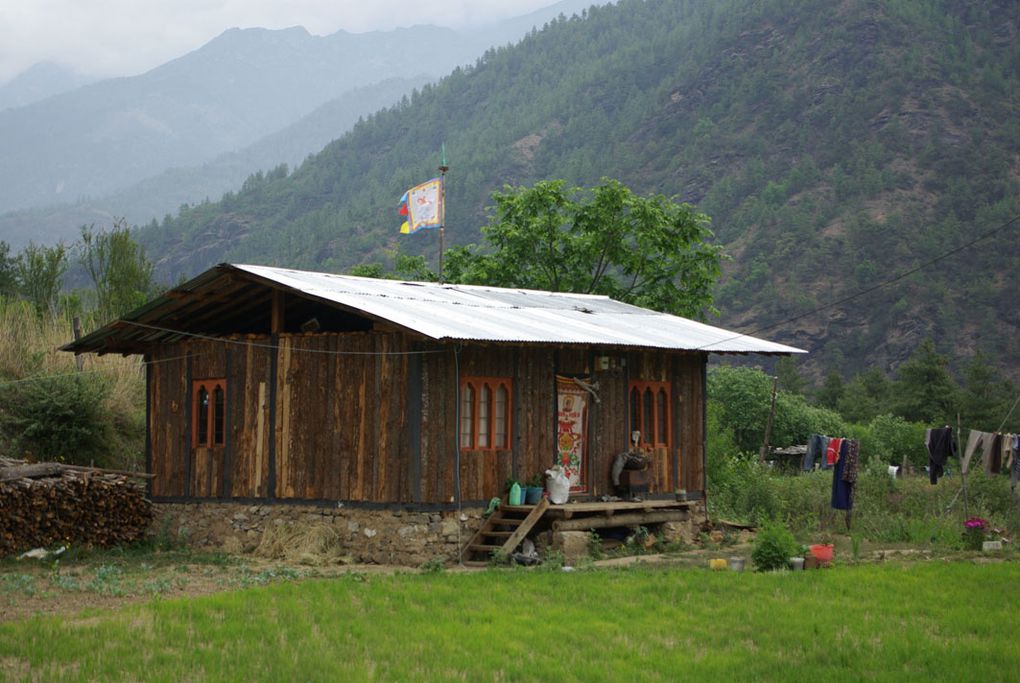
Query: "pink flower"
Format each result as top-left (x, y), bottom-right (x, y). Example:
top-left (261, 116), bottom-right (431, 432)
top-left (964, 517), bottom-right (989, 530)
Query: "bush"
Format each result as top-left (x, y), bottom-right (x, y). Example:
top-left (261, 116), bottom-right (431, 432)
top-left (708, 365), bottom-right (850, 453)
top-left (857, 414), bottom-right (927, 467)
top-left (0, 373), bottom-right (113, 465)
top-left (708, 453), bottom-right (783, 526)
top-left (751, 522), bottom-right (800, 571)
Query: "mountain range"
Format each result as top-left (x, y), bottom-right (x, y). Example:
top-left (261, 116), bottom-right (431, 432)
top-left (0, 0), bottom-right (600, 248)
top-left (137, 0), bottom-right (1020, 381)
top-left (2, 0), bottom-right (1018, 383)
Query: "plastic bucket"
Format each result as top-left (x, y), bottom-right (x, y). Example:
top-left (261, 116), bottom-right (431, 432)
top-left (727, 557), bottom-right (745, 572)
top-left (809, 544), bottom-right (834, 563)
top-left (789, 557), bottom-right (805, 571)
top-left (525, 486), bottom-right (544, 505)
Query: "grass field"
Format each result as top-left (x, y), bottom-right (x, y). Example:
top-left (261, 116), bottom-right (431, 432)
top-left (2, 560), bottom-right (1018, 682)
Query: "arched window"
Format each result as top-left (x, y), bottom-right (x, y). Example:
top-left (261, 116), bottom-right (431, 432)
top-left (192, 379), bottom-right (226, 447)
top-left (459, 377), bottom-right (512, 451)
top-left (628, 380), bottom-right (671, 449)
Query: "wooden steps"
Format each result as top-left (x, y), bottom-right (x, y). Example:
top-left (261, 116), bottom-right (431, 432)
top-left (461, 498), bottom-right (550, 566)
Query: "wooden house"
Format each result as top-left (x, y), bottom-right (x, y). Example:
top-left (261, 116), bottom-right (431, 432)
top-left (63, 263), bottom-right (802, 510)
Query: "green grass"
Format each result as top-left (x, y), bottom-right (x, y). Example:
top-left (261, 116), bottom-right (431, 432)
top-left (2, 562), bottom-right (1018, 681)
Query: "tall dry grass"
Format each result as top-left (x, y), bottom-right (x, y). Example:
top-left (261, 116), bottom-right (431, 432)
top-left (0, 299), bottom-right (146, 468)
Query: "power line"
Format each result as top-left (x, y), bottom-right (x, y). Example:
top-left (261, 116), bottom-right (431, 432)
top-left (120, 320), bottom-right (446, 357)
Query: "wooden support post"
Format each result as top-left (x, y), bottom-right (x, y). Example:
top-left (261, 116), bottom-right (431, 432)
top-left (271, 290), bottom-right (285, 334)
top-left (72, 317), bottom-right (84, 371)
top-left (958, 413), bottom-right (969, 519)
top-left (759, 376), bottom-right (778, 463)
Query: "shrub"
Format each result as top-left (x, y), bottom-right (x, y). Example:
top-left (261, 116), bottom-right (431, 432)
top-left (857, 414), bottom-right (927, 467)
top-left (0, 373), bottom-right (112, 465)
top-left (751, 522), bottom-right (800, 571)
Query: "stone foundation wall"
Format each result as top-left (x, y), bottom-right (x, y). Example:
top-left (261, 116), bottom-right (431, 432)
top-left (153, 502), bottom-right (484, 567)
top-left (152, 499), bottom-right (708, 567)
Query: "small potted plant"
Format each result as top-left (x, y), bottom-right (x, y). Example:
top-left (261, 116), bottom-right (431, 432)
top-left (524, 473), bottom-right (545, 505)
top-left (962, 517), bottom-right (989, 551)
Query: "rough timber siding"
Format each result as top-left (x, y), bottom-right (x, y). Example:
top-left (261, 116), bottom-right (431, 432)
top-left (148, 333), bottom-right (706, 505)
top-left (149, 345), bottom-right (188, 497)
top-left (273, 332), bottom-right (410, 502)
top-left (676, 354), bottom-right (707, 494)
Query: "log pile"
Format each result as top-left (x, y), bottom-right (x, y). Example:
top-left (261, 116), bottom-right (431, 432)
top-left (0, 456), bottom-right (153, 556)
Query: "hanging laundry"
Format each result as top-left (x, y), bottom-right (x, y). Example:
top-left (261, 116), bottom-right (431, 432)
top-left (803, 434), bottom-right (828, 471)
top-left (1012, 434), bottom-right (1020, 495)
top-left (1003, 433), bottom-right (1016, 472)
top-left (926, 426), bottom-right (955, 485)
top-left (831, 439), bottom-right (856, 510)
top-left (841, 439), bottom-right (860, 485)
top-left (987, 433), bottom-right (1003, 475)
top-left (961, 430), bottom-right (989, 475)
top-left (825, 437), bottom-right (844, 467)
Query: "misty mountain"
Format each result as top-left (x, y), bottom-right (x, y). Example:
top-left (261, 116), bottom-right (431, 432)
top-left (0, 62), bottom-right (95, 111)
top-left (135, 0), bottom-right (1020, 380)
top-left (0, 0), bottom-right (604, 244)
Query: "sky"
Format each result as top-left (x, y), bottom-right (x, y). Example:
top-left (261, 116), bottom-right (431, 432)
top-left (0, 0), bottom-right (562, 84)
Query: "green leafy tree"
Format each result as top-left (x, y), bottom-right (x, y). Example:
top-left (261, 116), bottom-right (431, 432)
top-left (890, 339), bottom-right (957, 424)
top-left (14, 242), bottom-right (68, 316)
top-left (858, 414), bottom-right (927, 468)
top-left (444, 179), bottom-right (723, 318)
top-left (79, 220), bottom-right (155, 321)
top-left (0, 241), bottom-right (16, 297)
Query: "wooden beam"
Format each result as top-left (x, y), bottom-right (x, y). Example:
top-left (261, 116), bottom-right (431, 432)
top-left (271, 290), bottom-right (285, 334)
top-left (552, 510), bottom-right (689, 531)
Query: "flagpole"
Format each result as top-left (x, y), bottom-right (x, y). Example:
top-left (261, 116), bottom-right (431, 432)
top-left (438, 147), bottom-right (448, 284)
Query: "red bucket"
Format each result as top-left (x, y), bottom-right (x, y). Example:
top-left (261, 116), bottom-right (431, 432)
top-left (809, 544), bottom-right (834, 563)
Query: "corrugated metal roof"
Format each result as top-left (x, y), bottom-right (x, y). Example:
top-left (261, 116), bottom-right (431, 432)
top-left (233, 264), bottom-right (804, 355)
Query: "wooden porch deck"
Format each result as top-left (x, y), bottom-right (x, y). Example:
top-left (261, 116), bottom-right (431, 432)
top-left (461, 499), bottom-right (695, 565)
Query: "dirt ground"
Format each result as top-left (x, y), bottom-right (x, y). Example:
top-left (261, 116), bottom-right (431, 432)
top-left (0, 552), bottom-right (402, 623)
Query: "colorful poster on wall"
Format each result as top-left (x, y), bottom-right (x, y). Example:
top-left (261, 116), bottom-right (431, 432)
top-left (556, 375), bottom-right (590, 493)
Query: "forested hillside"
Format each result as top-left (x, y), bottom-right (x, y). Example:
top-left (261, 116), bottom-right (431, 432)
top-left (137, 0), bottom-right (1020, 380)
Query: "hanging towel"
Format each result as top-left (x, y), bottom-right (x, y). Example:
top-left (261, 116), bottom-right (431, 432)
top-left (926, 426), bottom-right (955, 485)
top-left (825, 438), bottom-right (844, 467)
top-left (961, 430), bottom-right (989, 475)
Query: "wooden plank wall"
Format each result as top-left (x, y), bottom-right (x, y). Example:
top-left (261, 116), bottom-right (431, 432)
top-left (149, 332), bottom-right (707, 504)
top-left (274, 332), bottom-right (410, 502)
top-left (229, 338), bottom-right (272, 497)
top-left (674, 354), bottom-right (706, 494)
top-left (590, 353), bottom-right (628, 497)
top-left (148, 345), bottom-right (189, 497)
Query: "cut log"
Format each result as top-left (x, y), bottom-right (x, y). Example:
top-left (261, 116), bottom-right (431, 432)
top-left (551, 510), bottom-right (689, 532)
top-left (0, 457), bottom-right (153, 556)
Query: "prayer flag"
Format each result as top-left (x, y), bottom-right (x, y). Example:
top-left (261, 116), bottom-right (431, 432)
top-left (398, 178), bottom-right (442, 235)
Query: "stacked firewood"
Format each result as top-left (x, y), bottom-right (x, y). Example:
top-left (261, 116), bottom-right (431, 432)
top-left (0, 456), bottom-right (153, 556)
